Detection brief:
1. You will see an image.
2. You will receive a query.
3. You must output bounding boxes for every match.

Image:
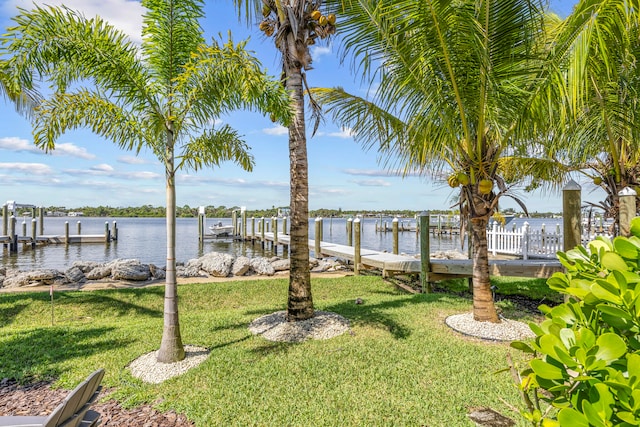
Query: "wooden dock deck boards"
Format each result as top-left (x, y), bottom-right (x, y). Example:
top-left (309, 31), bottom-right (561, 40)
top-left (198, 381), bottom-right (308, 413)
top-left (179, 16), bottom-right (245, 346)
top-left (258, 232), bottom-right (563, 279)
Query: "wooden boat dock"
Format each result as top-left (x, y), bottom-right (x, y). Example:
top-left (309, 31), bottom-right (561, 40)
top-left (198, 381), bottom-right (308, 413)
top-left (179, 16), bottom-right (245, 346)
top-left (257, 231), bottom-right (562, 280)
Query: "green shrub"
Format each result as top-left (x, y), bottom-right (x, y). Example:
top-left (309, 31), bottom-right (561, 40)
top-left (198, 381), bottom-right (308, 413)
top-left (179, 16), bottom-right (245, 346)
top-left (511, 217), bottom-right (640, 426)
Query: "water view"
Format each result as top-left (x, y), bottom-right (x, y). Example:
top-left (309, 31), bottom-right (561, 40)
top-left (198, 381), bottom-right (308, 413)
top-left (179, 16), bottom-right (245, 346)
top-left (1, 216), bottom-right (475, 271)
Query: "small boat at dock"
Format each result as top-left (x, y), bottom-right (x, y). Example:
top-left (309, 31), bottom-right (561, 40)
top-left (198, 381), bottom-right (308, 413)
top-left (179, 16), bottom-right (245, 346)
top-left (208, 222), bottom-right (234, 237)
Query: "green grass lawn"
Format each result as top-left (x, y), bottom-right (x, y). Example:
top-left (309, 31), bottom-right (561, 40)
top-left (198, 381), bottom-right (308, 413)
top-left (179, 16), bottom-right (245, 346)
top-left (0, 275), bottom-right (541, 426)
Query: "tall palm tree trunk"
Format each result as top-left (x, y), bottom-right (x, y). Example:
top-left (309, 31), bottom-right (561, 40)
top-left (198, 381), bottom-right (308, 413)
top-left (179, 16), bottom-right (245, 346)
top-left (286, 64), bottom-right (314, 321)
top-left (157, 142), bottom-right (185, 362)
top-left (470, 213), bottom-right (499, 323)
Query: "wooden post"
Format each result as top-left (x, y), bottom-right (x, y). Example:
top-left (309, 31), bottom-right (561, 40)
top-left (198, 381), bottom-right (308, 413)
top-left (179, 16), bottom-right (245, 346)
top-left (9, 216), bottom-right (17, 253)
top-left (282, 216), bottom-right (288, 255)
top-left (354, 218), bottom-right (361, 276)
top-left (419, 211), bottom-right (431, 293)
top-left (273, 217), bottom-right (279, 256)
top-left (347, 218), bottom-right (353, 246)
top-left (112, 221), bottom-right (118, 241)
top-left (522, 222), bottom-right (530, 260)
top-left (251, 217), bottom-right (255, 240)
top-left (65, 221), bottom-right (70, 245)
top-left (38, 207), bottom-right (44, 236)
top-left (232, 210), bottom-right (238, 236)
top-left (197, 207), bottom-right (204, 242)
top-left (31, 219), bottom-right (36, 248)
top-left (392, 217), bottom-right (399, 254)
top-left (104, 221), bottom-right (110, 242)
top-left (22, 220), bottom-right (26, 237)
top-left (2, 204), bottom-right (7, 236)
top-left (314, 217), bottom-right (322, 259)
top-left (241, 209), bottom-right (247, 239)
top-left (563, 180), bottom-right (582, 251)
top-left (77, 221), bottom-right (81, 235)
top-left (260, 217), bottom-right (265, 249)
top-left (618, 186), bottom-right (637, 237)
top-left (491, 221), bottom-right (498, 256)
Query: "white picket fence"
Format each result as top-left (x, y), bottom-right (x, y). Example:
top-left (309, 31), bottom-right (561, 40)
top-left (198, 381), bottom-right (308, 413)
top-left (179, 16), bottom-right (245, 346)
top-left (487, 222), bottom-right (610, 259)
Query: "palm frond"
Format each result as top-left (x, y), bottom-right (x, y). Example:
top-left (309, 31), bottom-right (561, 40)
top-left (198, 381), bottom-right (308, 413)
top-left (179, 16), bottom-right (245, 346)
top-left (142, 0), bottom-right (205, 87)
top-left (175, 34), bottom-right (293, 130)
top-left (3, 5), bottom-right (158, 114)
top-left (32, 90), bottom-right (156, 157)
top-left (177, 125), bottom-right (254, 172)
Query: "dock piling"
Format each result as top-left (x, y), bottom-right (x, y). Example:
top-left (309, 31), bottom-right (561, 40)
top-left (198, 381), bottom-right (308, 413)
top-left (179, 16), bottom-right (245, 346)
top-left (273, 217), bottom-right (278, 256)
top-left (9, 216), bottom-right (17, 253)
top-left (38, 207), bottom-right (44, 235)
top-left (2, 204), bottom-right (7, 236)
top-left (419, 211), bottom-right (431, 293)
top-left (314, 217), bottom-right (322, 258)
top-left (65, 221), bottom-right (70, 245)
top-left (392, 217), bottom-right (399, 254)
top-left (347, 218), bottom-right (353, 246)
top-left (562, 180), bottom-right (582, 251)
top-left (354, 218), bottom-right (361, 275)
top-left (31, 219), bottom-right (36, 248)
top-left (619, 187), bottom-right (637, 237)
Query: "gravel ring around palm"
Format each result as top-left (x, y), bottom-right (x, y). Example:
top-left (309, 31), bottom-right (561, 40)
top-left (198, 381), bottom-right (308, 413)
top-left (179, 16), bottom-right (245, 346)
top-left (445, 312), bottom-right (536, 342)
top-left (128, 345), bottom-right (210, 384)
top-left (249, 310), bottom-right (351, 343)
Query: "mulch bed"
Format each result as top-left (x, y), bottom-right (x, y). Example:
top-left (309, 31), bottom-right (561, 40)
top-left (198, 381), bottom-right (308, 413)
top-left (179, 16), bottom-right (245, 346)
top-left (0, 378), bottom-right (194, 426)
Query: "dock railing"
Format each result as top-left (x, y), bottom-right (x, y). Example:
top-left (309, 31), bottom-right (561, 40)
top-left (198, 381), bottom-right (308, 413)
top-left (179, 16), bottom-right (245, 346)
top-left (487, 221), bottom-right (612, 259)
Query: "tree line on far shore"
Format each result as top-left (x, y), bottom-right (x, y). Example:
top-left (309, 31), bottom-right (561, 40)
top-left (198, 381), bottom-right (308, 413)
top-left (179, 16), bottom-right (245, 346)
top-left (36, 205), bottom-right (560, 219)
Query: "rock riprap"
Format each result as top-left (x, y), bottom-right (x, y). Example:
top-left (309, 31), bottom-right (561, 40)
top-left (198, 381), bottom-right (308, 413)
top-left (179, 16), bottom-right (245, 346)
top-left (0, 253), bottom-right (348, 289)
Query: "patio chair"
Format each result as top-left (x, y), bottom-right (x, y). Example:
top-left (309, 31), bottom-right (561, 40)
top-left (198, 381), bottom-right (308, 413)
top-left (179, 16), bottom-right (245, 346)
top-left (0, 368), bottom-right (104, 427)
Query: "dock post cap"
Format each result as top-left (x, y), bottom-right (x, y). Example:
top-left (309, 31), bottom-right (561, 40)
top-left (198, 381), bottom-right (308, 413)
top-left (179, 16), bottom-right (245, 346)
top-left (418, 211), bottom-right (429, 217)
top-left (392, 217), bottom-right (399, 222)
top-left (619, 186), bottom-right (638, 196)
top-left (563, 179), bottom-right (581, 191)
top-left (353, 217), bottom-right (361, 223)
top-left (315, 217), bottom-right (322, 221)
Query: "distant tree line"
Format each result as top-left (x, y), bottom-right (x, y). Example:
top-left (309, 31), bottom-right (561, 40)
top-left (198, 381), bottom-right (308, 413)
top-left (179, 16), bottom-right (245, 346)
top-left (39, 205), bottom-right (558, 219)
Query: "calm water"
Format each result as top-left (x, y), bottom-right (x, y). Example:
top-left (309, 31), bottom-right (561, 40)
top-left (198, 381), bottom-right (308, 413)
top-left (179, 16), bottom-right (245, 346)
top-left (1, 216), bottom-right (556, 271)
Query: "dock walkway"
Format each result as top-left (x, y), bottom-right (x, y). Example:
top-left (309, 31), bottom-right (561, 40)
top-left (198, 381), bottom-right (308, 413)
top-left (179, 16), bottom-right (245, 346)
top-left (259, 232), bottom-right (562, 279)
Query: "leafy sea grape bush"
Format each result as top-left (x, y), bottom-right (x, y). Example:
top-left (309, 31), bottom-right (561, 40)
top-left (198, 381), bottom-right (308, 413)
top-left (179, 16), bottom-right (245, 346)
top-left (511, 217), bottom-right (640, 426)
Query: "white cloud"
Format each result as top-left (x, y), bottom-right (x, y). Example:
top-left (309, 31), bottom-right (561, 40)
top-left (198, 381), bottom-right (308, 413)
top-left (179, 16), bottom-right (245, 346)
top-left (343, 168), bottom-right (394, 177)
top-left (351, 179), bottom-right (391, 187)
top-left (90, 164), bottom-right (114, 172)
top-left (50, 142), bottom-right (96, 159)
top-left (118, 155), bottom-right (150, 165)
top-left (4, 0), bottom-right (145, 43)
top-left (263, 125), bottom-right (288, 136)
top-left (0, 137), bottom-right (44, 154)
top-left (321, 127), bottom-right (355, 139)
top-left (343, 168), bottom-right (422, 178)
top-left (121, 171), bottom-right (160, 180)
top-left (0, 162), bottom-right (53, 175)
top-left (0, 137), bottom-right (96, 159)
top-left (177, 174), bottom-right (288, 188)
top-left (311, 45), bottom-right (332, 62)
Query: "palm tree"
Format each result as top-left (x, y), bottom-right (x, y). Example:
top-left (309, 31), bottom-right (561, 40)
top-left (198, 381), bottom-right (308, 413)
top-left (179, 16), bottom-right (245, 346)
top-left (547, 0), bottom-right (640, 230)
top-left (233, 0), bottom-right (336, 321)
top-left (315, 0), bottom-right (558, 322)
top-left (0, 61), bottom-right (40, 116)
top-left (1, 0), bottom-right (292, 361)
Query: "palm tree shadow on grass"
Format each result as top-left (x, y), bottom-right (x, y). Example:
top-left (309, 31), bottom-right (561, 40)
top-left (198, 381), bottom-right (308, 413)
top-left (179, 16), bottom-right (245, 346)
top-left (0, 326), bottom-right (131, 382)
top-left (322, 293), bottom-right (450, 340)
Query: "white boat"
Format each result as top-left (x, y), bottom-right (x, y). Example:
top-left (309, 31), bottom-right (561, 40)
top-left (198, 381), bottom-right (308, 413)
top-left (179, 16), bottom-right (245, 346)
top-left (208, 222), bottom-right (235, 237)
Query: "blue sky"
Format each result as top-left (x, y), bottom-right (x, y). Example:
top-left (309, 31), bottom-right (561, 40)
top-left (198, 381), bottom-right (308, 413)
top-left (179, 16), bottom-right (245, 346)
top-left (0, 0), bottom-right (593, 212)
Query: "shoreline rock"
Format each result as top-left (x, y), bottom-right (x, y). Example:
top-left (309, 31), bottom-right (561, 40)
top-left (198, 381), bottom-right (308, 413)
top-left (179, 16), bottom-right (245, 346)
top-left (0, 252), bottom-right (349, 290)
